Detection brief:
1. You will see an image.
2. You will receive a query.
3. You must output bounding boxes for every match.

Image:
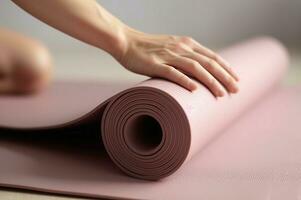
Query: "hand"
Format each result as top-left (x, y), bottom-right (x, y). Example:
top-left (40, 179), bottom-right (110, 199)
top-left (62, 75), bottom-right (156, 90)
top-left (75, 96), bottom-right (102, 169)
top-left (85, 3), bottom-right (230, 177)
top-left (115, 28), bottom-right (239, 97)
top-left (11, 0), bottom-right (239, 97)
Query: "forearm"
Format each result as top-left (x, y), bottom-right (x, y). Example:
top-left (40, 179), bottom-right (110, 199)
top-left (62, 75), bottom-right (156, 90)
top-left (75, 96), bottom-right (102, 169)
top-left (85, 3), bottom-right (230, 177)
top-left (11, 0), bottom-right (239, 95)
top-left (12, 0), bottom-right (128, 59)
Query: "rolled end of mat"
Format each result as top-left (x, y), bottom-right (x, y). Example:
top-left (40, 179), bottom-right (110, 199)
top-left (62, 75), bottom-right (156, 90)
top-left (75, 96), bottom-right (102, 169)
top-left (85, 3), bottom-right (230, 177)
top-left (101, 86), bottom-right (191, 180)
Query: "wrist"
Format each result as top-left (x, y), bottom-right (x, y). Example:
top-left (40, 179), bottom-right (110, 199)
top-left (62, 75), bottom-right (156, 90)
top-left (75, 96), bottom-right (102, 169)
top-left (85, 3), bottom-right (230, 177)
top-left (93, 3), bottom-right (142, 62)
top-left (108, 24), bottom-right (133, 62)
top-left (108, 24), bottom-right (145, 63)
top-left (106, 24), bottom-right (128, 61)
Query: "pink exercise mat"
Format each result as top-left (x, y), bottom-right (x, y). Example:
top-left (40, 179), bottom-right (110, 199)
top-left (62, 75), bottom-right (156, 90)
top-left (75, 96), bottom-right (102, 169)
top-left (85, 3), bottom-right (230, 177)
top-left (0, 37), bottom-right (300, 199)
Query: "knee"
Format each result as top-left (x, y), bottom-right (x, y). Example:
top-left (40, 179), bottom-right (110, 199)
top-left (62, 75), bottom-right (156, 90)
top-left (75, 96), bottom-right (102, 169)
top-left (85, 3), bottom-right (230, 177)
top-left (11, 41), bottom-right (52, 94)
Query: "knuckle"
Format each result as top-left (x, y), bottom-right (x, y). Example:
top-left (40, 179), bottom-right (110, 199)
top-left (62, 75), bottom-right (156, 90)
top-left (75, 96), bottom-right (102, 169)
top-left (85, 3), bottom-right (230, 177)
top-left (205, 48), bottom-right (215, 56)
top-left (177, 73), bottom-right (186, 81)
top-left (162, 47), bottom-right (170, 53)
top-left (210, 53), bottom-right (218, 60)
top-left (225, 66), bottom-right (233, 71)
top-left (177, 72), bottom-right (189, 84)
top-left (217, 55), bottom-right (225, 62)
top-left (208, 77), bottom-right (214, 85)
top-left (180, 76), bottom-right (190, 86)
top-left (224, 76), bottom-right (234, 85)
top-left (158, 47), bottom-right (171, 56)
top-left (226, 66), bottom-right (235, 74)
top-left (181, 36), bottom-right (193, 43)
top-left (173, 43), bottom-right (185, 51)
top-left (204, 62), bottom-right (214, 71)
top-left (189, 61), bottom-right (199, 70)
top-left (207, 77), bottom-right (217, 86)
top-left (162, 66), bottom-right (175, 75)
top-left (168, 35), bottom-right (178, 41)
top-left (206, 59), bottom-right (218, 67)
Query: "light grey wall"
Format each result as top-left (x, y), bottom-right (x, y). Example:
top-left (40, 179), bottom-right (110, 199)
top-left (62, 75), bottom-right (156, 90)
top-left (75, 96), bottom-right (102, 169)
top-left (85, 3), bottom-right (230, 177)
top-left (0, 0), bottom-right (300, 50)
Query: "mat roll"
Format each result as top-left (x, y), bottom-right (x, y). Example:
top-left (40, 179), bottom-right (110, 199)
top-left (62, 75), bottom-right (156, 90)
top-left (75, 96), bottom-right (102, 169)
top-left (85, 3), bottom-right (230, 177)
top-left (102, 87), bottom-right (191, 180)
top-left (1, 36), bottom-right (300, 199)
top-left (100, 37), bottom-right (288, 180)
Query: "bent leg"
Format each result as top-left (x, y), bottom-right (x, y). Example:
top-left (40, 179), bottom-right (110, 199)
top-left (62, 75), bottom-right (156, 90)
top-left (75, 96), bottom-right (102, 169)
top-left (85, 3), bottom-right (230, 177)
top-left (0, 28), bottom-right (52, 94)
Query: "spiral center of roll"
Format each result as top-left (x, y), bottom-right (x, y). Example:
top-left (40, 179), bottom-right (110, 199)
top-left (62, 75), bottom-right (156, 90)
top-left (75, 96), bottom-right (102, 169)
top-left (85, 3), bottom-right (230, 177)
top-left (125, 115), bottom-right (163, 155)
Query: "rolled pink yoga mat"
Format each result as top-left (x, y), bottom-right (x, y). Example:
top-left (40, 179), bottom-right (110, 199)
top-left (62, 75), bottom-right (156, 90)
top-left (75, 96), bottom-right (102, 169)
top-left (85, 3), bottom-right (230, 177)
top-left (0, 37), bottom-right (300, 199)
top-left (102, 37), bottom-right (287, 180)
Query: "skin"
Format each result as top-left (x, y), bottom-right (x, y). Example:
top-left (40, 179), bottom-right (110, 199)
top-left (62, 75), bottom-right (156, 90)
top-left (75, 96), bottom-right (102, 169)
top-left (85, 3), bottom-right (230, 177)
top-left (7, 0), bottom-right (239, 96)
top-left (0, 28), bottom-right (52, 94)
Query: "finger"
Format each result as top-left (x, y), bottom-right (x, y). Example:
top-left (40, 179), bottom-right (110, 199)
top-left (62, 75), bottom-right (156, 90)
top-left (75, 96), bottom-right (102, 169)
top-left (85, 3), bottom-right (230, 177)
top-left (214, 54), bottom-right (240, 81)
top-left (153, 64), bottom-right (197, 91)
top-left (165, 56), bottom-right (226, 97)
top-left (190, 40), bottom-right (240, 81)
top-left (182, 52), bottom-right (239, 93)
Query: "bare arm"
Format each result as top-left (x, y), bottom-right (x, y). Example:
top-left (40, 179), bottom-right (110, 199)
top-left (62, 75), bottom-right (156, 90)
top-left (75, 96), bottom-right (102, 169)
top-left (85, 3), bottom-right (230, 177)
top-left (12, 0), bottom-right (239, 96)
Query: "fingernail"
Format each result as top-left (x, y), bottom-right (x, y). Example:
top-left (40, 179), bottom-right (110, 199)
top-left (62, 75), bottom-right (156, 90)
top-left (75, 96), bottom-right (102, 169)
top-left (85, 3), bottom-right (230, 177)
top-left (218, 90), bottom-right (225, 97)
top-left (230, 70), bottom-right (240, 82)
top-left (230, 69), bottom-right (240, 82)
top-left (231, 84), bottom-right (239, 93)
top-left (189, 82), bottom-right (198, 91)
top-left (226, 66), bottom-right (240, 82)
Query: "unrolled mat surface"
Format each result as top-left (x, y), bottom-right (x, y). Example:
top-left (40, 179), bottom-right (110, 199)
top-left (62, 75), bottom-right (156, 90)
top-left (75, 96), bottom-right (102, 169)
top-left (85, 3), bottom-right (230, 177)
top-left (0, 37), bottom-right (301, 199)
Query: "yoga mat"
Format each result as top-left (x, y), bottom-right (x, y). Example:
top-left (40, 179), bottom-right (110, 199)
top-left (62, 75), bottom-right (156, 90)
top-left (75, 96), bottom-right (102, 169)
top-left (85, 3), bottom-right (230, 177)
top-left (0, 37), bottom-right (300, 199)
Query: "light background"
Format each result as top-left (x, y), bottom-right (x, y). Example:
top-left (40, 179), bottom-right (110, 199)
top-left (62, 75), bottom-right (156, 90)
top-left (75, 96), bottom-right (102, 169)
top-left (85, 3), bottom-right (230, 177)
top-left (0, 0), bottom-right (301, 84)
top-left (1, 0), bottom-right (301, 48)
top-left (0, 0), bottom-right (301, 199)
